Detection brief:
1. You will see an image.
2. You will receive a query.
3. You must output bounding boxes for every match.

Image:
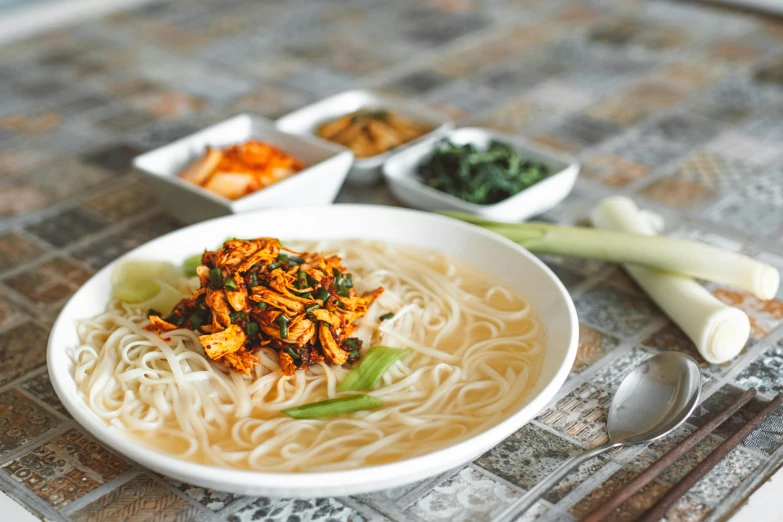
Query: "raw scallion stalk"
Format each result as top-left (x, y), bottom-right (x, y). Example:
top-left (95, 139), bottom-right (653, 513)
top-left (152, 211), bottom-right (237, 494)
top-left (338, 346), bottom-right (413, 392)
top-left (591, 197), bottom-right (752, 364)
top-left (282, 395), bottom-right (383, 419)
top-left (442, 211), bottom-right (779, 300)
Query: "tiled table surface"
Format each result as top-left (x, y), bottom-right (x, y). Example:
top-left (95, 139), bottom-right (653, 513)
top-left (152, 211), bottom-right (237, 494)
top-left (1, 0), bottom-right (783, 520)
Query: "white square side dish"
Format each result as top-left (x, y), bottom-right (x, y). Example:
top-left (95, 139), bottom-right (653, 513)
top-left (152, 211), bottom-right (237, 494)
top-left (382, 127), bottom-right (580, 222)
top-left (133, 114), bottom-right (354, 224)
top-left (275, 89), bottom-right (452, 184)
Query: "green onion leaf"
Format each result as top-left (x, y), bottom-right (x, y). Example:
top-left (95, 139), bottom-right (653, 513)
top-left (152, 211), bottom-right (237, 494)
top-left (380, 312), bottom-right (394, 321)
top-left (189, 314), bottom-right (203, 329)
top-left (286, 346), bottom-right (300, 360)
top-left (229, 311), bottom-right (247, 324)
top-left (245, 321), bottom-right (259, 336)
top-left (305, 303), bottom-right (320, 313)
top-left (267, 261), bottom-right (281, 271)
top-left (282, 395), bottom-right (383, 419)
top-left (315, 287), bottom-right (329, 301)
top-left (224, 277), bottom-right (237, 290)
top-left (209, 268), bottom-right (223, 288)
top-left (256, 301), bottom-right (268, 310)
top-left (249, 272), bottom-right (258, 288)
top-left (337, 346), bottom-right (413, 392)
top-left (275, 314), bottom-right (289, 339)
top-left (182, 254), bottom-right (202, 277)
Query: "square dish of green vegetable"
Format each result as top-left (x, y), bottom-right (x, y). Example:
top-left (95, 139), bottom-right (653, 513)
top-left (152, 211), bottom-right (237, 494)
top-left (382, 127), bottom-right (580, 222)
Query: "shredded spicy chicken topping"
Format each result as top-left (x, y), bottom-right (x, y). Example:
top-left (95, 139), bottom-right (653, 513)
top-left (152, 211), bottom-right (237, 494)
top-left (146, 238), bottom-right (383, 376)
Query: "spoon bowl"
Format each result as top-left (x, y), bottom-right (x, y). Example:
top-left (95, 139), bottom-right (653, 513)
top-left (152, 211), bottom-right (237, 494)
top-left (608, 351), bottom-right (702, 444)
top-left (514, 351), bottom-right (702, 514)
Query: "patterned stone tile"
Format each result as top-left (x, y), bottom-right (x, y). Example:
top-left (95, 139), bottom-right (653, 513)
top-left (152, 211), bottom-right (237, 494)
top-left (711, 288), bottom-right (783, 341)
top-left (586, 82), bottom-right (683, 127)
top-left (4, 256), bottom-right (93, 307)
top-left (227, 497), bottom-right (367, 522)
top-left (230, 86), bottom-right (314, 119)
top-left (70, 228), bottom-right (148, 270)
top-left (663, 495), bottom-right (712, 521)
top-left (525, 80), bottom-right (595, 114)
top-left (688, 384), bottom-right (783, 457)
top-left (475, 423), bottom-right (605, 496)
top-left (569, 466), bottom-right (670, 521)
top-left (572, 324), bottom-right (621, 374)
top-left (71, 474), bottom-right (207, 522)
top-left (0, 294), bottom-right (27, 330)
top-left (3, 429), bottom-right (131, 508)
top-left (702, 195), bottom-right (783, 237)
top-left (404, 467), bottom-right (521, 522)
top-left (80, 184), bottom-right (158, 223)
top-left (537, 382), bottom-right (611, 447)
top-left (127, 120), bottom-right (201, 150)
top-left (590, 346), bottom-right (654, 392)
top-left (531, 114), bottom-right (621, 154)
top-left (25, 207), bottom-right (108, 248)
top-left (164, 476), bottom-right (240, 512)
top-left (19, 372), bottom-right (70, 417)
top-left (637, 113), bottom-right (720, 149)
top-left (580, 152), bottom-right (650, 187)
top-left (735, 341), bottom-right (783, 400)
top-left (573, 284), bottom-right (663, 338)
top-left (477, 98), bottom-right (553, 133)
top-left (689, 447), bottom-right (761, 505)
top-left (628, 425), bottom-right (723, 487)
top-left (425, 80), bottom-right (505, 116)
top-left (94, 106), bottom-right (157, 133)
top-left (0, 389), bottom-right (61, 457)
top-left (638, 176), bottom-right (717, 210)
top-left (0, 322), bottom-right (49, 387)
top-left (81, 142), bottom-right (145, 175)
top-left (0, 182), bottom-right (51, 217)
top-left (588, 19), bottom-right (687, 52)
top-left (705, 131), bottom-right (783, 169)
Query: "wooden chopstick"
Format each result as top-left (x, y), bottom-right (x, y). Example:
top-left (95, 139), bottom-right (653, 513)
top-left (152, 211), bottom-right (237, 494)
top-left (581, 388), bottom-right (758, 522)
top-left (639, 393), bottom-right (783, 522)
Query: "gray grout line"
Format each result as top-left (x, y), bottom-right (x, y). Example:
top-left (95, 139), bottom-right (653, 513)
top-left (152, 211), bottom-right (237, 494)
top-left (0, 361), bottom-right (49, 397)
top-left (57, 468), bottom-right (141, 516)
top-left (145, 472), bottom-right (225, 522)
top-left (0, 422), bottom-right (76, 467)
top-left (0, 472), bottom-right (71, 522)
top-left (15, 381), bottom-right (74, 424)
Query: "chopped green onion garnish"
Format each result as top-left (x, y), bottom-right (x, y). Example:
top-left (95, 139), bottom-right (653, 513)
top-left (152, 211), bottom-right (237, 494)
top-left (338, 346), bottom-right (413, 392)
top-left (286, 346), bottom-right (300, 360)
top-left (275, 314), bottom-right (289, 339)
top-left (229, 311), bottom-right (247, 323)
top-left (267, 261), bottom-right (281, 271)
top-left (343, 273), bottom-right (353, 289)
top-left (337, 300), bottom-right (346, 310)
top-left (166, 313), bottom-right (185, 326)
top-left (256, 301), bottom-right (268, 310)
top-left (245, 321), bottom-right (259, 336)
top-left (380, 312), bottom-right (394, 321)
top-left (315, 287), bottom-right (329, 301)
top-left (297, 271), bottom-right (308, 289)
top-left (224, 277), bottom-right (237, 290)
top-left (305, 303), bottom-right (320, 313)
top-left (249, 272), bottom-right (258, 287)
top-left (189, 313), bottom-right (203, 329)
top-left (182, 254), bottom-right (202, 277)
top-left (345, 338), bottom-right (360, 351)
top-left (282, 395), bottom-right (383, 419)
top-left (209, 268), bottom-right (223, 288)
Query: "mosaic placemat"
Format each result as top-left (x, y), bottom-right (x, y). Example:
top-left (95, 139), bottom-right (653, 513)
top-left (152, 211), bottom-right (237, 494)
top-left (1, 0), bottom-right (783, 520)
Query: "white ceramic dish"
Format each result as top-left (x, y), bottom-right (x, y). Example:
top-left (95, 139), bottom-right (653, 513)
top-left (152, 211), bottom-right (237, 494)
top-left (383, 127), bottom-right (580, 222)
top-left (133, 114), bottom-right (354, 224)
top-left (47, 205), bottom-right (578, 498)
top-left (275, 89), bottom-right (452, 184)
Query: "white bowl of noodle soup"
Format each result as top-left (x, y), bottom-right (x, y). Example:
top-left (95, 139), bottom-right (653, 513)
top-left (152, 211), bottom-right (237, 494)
top-left (47, 205), bottom-right (578, 497)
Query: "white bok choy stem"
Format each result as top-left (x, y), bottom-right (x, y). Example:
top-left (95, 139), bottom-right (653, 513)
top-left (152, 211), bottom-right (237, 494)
top-left (442, 212), bottom-right (780, 300)
top-left (590, 196), bottom-right (750, 364)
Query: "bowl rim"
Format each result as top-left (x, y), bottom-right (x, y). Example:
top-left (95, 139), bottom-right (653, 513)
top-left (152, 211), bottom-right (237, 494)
top-left (47, 204), bottom-right (578, 495)
top-left (383, 126), bottom-right (580, 211)
top-left (132, 113), bottom-right (354, 208)
top-left (275, 88), bottom-right (454, 166)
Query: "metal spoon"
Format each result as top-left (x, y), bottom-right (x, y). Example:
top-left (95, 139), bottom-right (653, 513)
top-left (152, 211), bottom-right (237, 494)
top-left (515, 351), bottom-right (701, 514)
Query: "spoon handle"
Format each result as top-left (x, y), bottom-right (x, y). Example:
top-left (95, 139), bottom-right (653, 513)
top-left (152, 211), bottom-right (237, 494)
top-left (512, 442), bottom-right (619, 516)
